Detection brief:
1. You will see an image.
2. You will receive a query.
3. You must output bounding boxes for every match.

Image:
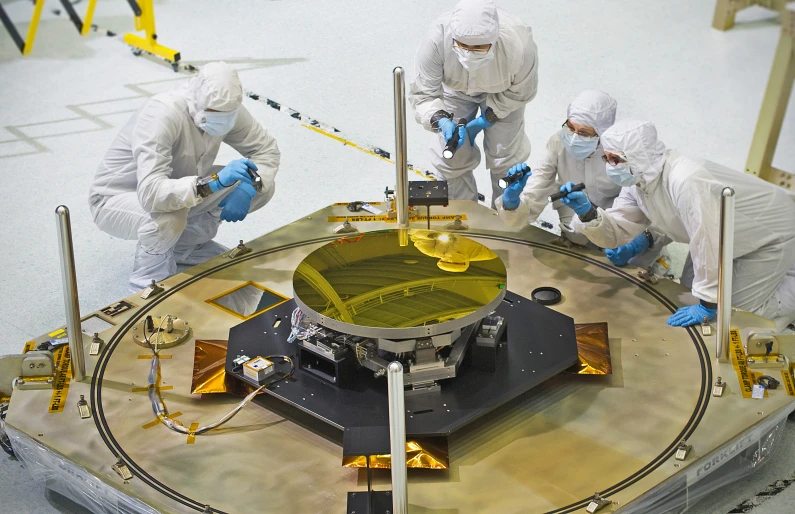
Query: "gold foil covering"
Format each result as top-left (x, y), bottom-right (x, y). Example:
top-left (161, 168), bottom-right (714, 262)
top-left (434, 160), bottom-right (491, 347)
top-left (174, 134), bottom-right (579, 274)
top-left (341, 439), bottom-right (449, 470)
top-left (569, 323), bottom-right (613, 375)
top-left (192, 340), bottom-right (257, 396)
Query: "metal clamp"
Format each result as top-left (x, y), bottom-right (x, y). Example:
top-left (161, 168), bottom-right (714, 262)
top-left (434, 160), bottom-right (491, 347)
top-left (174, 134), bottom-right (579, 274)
top-left (89, 333), bottom-right (104, 356)
top-left (77, 394), bottom-right (91, 419)
top-left (586, 493), bottom-right (612, 513)
top-left (637, 269), bottom-right (659, 285)
top-left (333, 217), bottom-right (359, 234)
top-left (675, 440), bottom-right (692, 461)
top-left (112, 458), bottom-right (133, 480)
top-left (712, 377), bottom-right (726, 397)
top-left (229, 240), bottom-right (252, 258)
top-left (140, 279), bottom-right (164, 300)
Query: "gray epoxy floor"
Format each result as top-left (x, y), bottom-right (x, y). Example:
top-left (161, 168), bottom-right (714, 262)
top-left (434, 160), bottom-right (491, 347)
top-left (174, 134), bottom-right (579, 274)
top-left (1, 0), bottom-right (794, 512)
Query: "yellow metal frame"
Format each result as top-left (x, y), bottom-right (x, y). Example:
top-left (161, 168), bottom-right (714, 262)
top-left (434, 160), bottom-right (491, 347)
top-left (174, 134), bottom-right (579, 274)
top-left (745, 8), bottom-right (795, 191)
top-left (712, 0), bottom-right (790, 31)
top-left (81, 0), bottom-right (98, 37)
top-left (205, 281), bottom-right (290, 321)
top-left (21, 0), bottom-right (45, 56)
top-left (123, 0), bottom-right (180, 64)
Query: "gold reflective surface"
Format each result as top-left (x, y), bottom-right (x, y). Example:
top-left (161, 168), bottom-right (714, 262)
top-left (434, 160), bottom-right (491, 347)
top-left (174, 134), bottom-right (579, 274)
top-left (206, 281), bottom-right (289, 320)
top-left (570, 323), bottom-right (613, 375)
top-left (293, 229), bottom-right (506, 329)
top-left (191, 339), bottom-right (259, 396)
top-left (341, 439), bottom-right (449, 470)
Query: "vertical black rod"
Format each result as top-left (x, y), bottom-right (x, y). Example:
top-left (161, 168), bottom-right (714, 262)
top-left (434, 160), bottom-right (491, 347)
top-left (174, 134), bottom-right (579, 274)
top-left (0, 4), bottom-right (25, 53)
top-left (59, 0), bottom-right (84, 33)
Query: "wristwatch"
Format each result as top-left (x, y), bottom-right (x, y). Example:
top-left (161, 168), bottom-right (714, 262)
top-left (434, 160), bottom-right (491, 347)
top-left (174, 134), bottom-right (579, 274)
top-left (484, 107), bottom-right (499, 124)
top-left (578, 205), bottom-right (598, 223)
top-left (643, 229), bottom-right (655, 249)
top-left (196, 174), bottom-right (219, 198)
top-left (430, 110), bottom-right (453, 130)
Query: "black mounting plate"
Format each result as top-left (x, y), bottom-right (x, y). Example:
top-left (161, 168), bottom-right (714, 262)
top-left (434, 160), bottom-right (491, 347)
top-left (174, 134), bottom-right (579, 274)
top-left (226, 290), bottom-right (578, 438)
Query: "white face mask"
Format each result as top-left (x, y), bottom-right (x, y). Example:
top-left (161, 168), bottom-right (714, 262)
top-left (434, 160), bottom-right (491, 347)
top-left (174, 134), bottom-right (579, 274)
top-left (453, 45), bottom-right (495, 71)
top-left (196, 109), bottom-right (239, 137)
top-left (606, 161), bottom-right (639, 187)
top-left (560, 127), bottom-right (599, 160)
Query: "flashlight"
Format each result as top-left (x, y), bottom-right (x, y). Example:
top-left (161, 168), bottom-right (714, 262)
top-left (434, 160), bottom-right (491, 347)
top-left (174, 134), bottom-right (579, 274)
top-left (442, 118), bottom-right (468, 159)
top-left (498, 168), bottom-right (530, 189)
top-left (548, 182), bottom-right (585, 202)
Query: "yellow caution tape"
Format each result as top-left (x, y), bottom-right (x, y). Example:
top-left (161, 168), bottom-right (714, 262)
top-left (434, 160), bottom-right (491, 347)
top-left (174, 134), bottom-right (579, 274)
top-left (48, 347), bottom-right (72, 413)
top-left (138, 354), bottom-right (172, 359)
top-left (333, 202), bottom-right (383, 206)
top-left (780, 370), bottom-right (795, 396)
top-left (328, 214), bottom-right (467, 223)
top-left (729, 328), bottom-right (767, 398)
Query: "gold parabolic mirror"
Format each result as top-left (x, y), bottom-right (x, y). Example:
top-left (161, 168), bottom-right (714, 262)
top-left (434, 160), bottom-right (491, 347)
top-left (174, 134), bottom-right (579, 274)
top-left (293, 229), bottom-right (507, 337)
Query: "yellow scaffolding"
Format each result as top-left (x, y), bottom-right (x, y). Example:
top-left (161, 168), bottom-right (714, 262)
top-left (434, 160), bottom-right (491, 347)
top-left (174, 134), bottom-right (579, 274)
top-left (0, 0), bottom-right (180, 71)
top-left (745, 7), bottom-right (795, 190)
top-left (712, 0), bottom-right (789, 31)
top-left (124, 0), bottom-right (181, 70)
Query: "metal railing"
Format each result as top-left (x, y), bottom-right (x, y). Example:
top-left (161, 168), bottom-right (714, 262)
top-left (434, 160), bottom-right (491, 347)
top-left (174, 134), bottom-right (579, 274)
top-left (716, 187), bottom-right (735, 362)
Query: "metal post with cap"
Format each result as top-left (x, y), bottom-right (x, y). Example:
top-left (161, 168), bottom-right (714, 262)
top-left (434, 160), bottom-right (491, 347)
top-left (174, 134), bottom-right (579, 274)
top-left (55, 206), bottom-right (86, 382)
top-left (387, 361), bottom-right (408, 513)
top-left (716, 187), bottom-right (735, 362)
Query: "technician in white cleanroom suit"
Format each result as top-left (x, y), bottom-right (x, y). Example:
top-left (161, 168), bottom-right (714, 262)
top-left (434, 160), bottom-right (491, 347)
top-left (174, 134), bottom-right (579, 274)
top-left (409, 0), bottom-right (538, 206)
top-left (494, 89), bottom-right (668, 270)
top-left (89, 62), bottom-right (280, 290)
top-left (558, 120), bottom-right (795, 329)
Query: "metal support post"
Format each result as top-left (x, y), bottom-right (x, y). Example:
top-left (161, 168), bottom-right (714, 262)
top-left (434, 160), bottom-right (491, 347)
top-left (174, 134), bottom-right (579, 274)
top-left (716, 188), bottom-right (735, 363)
top-left (393, 67), bottom-right (409, 230)
top-left (55, 206), bottom-right (86, 382)
top-left (387, 361), bottom-right (408, 514)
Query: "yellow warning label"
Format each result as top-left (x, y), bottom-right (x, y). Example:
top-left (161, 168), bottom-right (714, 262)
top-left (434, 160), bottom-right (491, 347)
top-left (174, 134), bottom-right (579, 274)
top-left (48, 347), bottom-right (72, 413)
top-left (780, 370), bottom-right (795, 396)
top-left (730, 328), bottom-right (767, 398)
top-left (48, 328), bottom-right (66, 338)
top-left (332, 202), bottom-right (383, 206)
top-left (327, 214), bottom-right (467, 223)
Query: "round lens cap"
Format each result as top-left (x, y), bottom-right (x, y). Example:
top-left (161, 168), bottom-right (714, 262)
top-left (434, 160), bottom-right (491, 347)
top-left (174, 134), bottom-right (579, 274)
top-left (531, 286), bottom-right (562, 305)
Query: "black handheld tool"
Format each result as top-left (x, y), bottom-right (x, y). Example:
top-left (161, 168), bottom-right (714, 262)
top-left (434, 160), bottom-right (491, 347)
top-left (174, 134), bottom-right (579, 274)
top-left (247, 166), bottom-right (263, 193)
top-left (498, 168), bottom-right (530, 189)
top-left (442, 118), bottom-right (467, 159)
top-left (548, 182), bottom-right (585, 202)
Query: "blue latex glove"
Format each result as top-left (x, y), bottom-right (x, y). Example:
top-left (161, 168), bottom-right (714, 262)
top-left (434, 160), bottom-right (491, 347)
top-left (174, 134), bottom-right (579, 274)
top-left (501, 163), bottom-right (531, 210)
top-left (604, 232), bottom-right (650, 266)
top-left (437, 118), bottom-right (466, 148)
top-left (209, 158), bottom-right (257, 193)
top-left (219, 182), bottom-right (257, 222)
top-left (558, 181), bottom-right (593, 216)
top-left (667, 304), bottom-right (717, 327)
top-left (465, 114), bottom-right (494, 145)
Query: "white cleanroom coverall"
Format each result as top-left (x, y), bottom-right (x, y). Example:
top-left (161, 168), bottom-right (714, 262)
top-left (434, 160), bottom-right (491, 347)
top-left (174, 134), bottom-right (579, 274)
top-left (494, 90), bottom-right (668, 269)
top-left (409, 0), bottom-right (538, 205)
top-left (89, 62), bottom-right (280, 290)
top-left (572, 120), bottom-right (795, 328)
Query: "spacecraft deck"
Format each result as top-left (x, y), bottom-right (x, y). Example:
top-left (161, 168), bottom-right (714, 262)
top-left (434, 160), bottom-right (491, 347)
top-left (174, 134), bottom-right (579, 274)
top-left (5, 201), bottom-right (795, 514)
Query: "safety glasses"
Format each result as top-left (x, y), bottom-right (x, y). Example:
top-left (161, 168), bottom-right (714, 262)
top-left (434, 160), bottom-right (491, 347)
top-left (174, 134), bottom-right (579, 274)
top-left (561, 121), bottom-right (598, 140)
top-left (452, 40), bottom-right (492, 53)
top-left (601, 152), bottom-right (628, 166)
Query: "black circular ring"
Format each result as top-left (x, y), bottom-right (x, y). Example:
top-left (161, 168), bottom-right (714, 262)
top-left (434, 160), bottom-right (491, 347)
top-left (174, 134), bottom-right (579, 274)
top-left (531, 286), bottom-right (562, 305)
